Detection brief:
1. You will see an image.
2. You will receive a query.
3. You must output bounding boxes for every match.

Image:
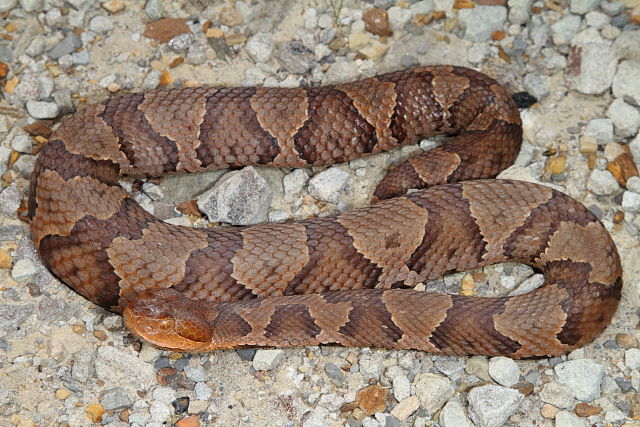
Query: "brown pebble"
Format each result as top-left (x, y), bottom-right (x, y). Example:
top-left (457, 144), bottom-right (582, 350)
top-left (27, 283), bottom-right (41, 297)
top-left (362, 8), bottom-right (393, 36)
top-left (55, 388), bottom-right (71, 400)
top-left (356, 384), bottom-right (388, 415)
top-left (101, 0), bottom-right (125, 13)
top-left (205, 28), bottom-right (223, 38)
top-left (574, 402), bottom-right (601, 417)
top-left (0, 62), bottom-right (8, 79)
top-left (224, 32), bottom-right (247, 46)
top-left (540, 403), bottom-right (559, 419)
top-left (159, 70), bottom-right (173, 86)
top-left (616, 333), bottom-right (638, 349)
top-left (491, 30), bottom-right (506, 40)
top-left (93, 330), bottom-right (107, 341)
top-left (340, 401), bottom-right (358, 412)
top-left (607, 152), bottom-right (639, 187)
top-left (176, 415), bottom-right (200, 427)
top-left (0, 249), bottom-right (12, 269)
top-left (177, 200), bottom-right (202, 217)
top-left (453, 0), bottom-right (475, 8)
top-left (85, 403), bottom-right (106, 423)
top-left (143, 18), bottom-right (191, 43)
top-left (72, 324), bottom-right (85, 334)
top-left (546, 155), bottom-right (566, 175)
top-left (119, 408), bottom-right (131, 422)
top-left (157, 367), bottom-right (178, 385)
top-left (512, 381), bottom-right (534, 396)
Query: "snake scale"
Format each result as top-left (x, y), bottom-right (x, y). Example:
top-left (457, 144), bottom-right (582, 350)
top-left (28, 66), bottom-right (622, 358)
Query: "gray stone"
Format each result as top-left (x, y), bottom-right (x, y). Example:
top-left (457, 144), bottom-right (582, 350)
top-left (277, 41), bottom-right (315, 74)
top-left (440, 400), bottom-right (473, 427)
top-left (194, 382), bottom-right (212, 400)
top-left (554, 359), bottom-right (604, 401)
top-left (102, 387), bottom-right (132, 410)
top-left (551, 15), bottom-right (581, 45)
top-left (150, 400), bottom-right (171, 422)
top-left (458, 6), bottom-right (507, 42)
top-left (613, 60), bottom-right (640, 107)
top-left (89, 16), bottom-right (114, 33)
top-left (0, 304), bottom-right (32, 333)
top-left (246, 32), bottom-right (276, 63)
top-left (601, 1), bottom-right (624, 15)
top-left (584, 118), bottom-right (614, 145)
top-left (18, 0), bottom-right (42, 12)
top-left (159, 170), bottom-right (224, 202)
top-left (570, 0), bottom-right (600, 14)
top-left (625, 348), bottom-right (640, 370)
top-left (622, 191), bottom-right (640, 212)
top-left (587, 169), bottom-right (620, 195)
top-left (26, 101), bottom-right (59, 119)
top-left (488, 357), bottom-right (520, 387)
top-left (613, 30), bottom-right (640, 62)
top-left (323, 363), bottom-right (344, 381)
top-left (466, 356), bottom-right (492, 382)
top-left (359, 351), bottom-right (384, 379)
top-left (607, 98), bottom-right (640, 137)
top-left (631, 133), bottom-right (640, 164)
top-left (585, 11), bottom-right (610, 29)
top-left (71, 50), bottom-right (90, 65)
top-left (197, 167), bottom-right (272, 225)
top-left (48, 33), bottom-right (82, 60)
top-left (11, 135), bottom-right (33, 154)
top-left (387, 6), bottom-right (412, 32)
top-left (523, 72), bottom-right (549, 100)
top-left (628, 176), bottom-right (640, 193)
top-left (318, 393), bottom-right (346, 412)
top-left (71, 350), bottom-right (96, 383)
top-left (0, 146), bottom-right (10, 176)
top-left (0, 0), bottom-right (16, 12)
top-left (308, 167), bottom-right (349, 203)
top-left (168, 33), bottom-right (194, 53)
top-left (25, 35), bottom-right (46, 57)
top-left (467, 385), bottom-right (523, 427)
top-left (414, 373), bottom-right (454, 416)
top-left (392, 374), bottom-right (411, 401)
top-left (13, 154), bottom-right (35, 178)
top-left (567, 43), bottom-right (618, 94)
top-left (11, 259), bottom-right (36, 282)
top-left (555, 410), bottom-right (588, 427)
top-left (184, 365), bottom-right (208, 382)
top-left (0, 184), bottom-right (22, 216)
top-left (152, 386), bottom-right (176, 405)
top-left (540, 382), bottom-right (575, 408)
top-left (94, 346), bottom-right (156, 389)
top-left (253, 349), bottom-right (284, 370)
top-left (144, 0), bottom-right (163, 20)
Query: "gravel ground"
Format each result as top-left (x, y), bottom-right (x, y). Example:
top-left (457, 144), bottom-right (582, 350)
top-left (1, 0), bottom-right (640, 426)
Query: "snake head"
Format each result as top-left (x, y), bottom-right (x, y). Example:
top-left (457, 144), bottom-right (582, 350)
top-left (124, 289), bottom-right (214, 352)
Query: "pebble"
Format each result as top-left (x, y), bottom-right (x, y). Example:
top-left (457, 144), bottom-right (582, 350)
top-left (487, 357), bottom-right (520, 387)
top-left (387, 6), bottom-right (412, 32)
top-left (573, 402), bottom-right (601, 417)
top-left (458, 6), bottom-right (507, 42)
top-left (440, 400), bottom-right (474, 427)
top-left (355, 384), bottom-right (387, 415)
top-left (101, 387), bottom-right (131, 410)
top-left (252, 349), bottom-right (284, 371)
top-left (613, 60), bottom-right (640, 107)
top-left (10, 135), bottom-right (33, 154)
top-left (566, 43), bottom-right (618, 95)
top-left (540, 382), bottom-right (575, 409)
top-left (277, 41), bottom-right (315, 74)
top-left (622, 191), bottom-right (640, 212)
top-left (85, 403), bottom-right (106, 423)
top-left (467, 384), bottom-right (523, 427)
top-left (94, 346), bottom-right (156, 389)
top-left (414, 373), bottom-right (453, 415)
top-left (25, 101), bottom-right (59, 119)
top-left (0, 249), bottom-right (12, 269)
top-left (183, 366), bottom-right (207, 383)
top-left (587, 169), bottom-right (620, 195)
top-left (144, 0), bottom-right (164, 20)
top-left (47, 33), bottom-right (82, 60)
top-left (194, 382), bottom-right (212, 400)
top-left (616, 332), bottom-right (639, 348)
top-left (323, 363), bottom-right (344, 381)
top-left (13, 154), bottom-right (35, 178)
top-left (608, 98), bottom-right (640, 137)
top-left (554, 359), bottom-right (604, 402)
top-left (570, 0), bottom-right (599, 14)
top-left (551, 15), bottom-right (581, 45)
top-left (196, 167), bottom-right (272, 225)
top-left (0, 0), bottom-right (16, 12)
top-left (308, 167), bottom-right (350, 203)
top-left (168, 33), bottom-right (194, 53)
top-left (0, 184), bottom-right (22, 216)
top-left (11, 258), bottom-right (37, 282)
top-left (362, 8), bottom-right (393, 36)
top-left (150, 400), bottom-right (172, 422)
top-left (626, 348), bottom-right (640, 370)
top-left (584, 118), bottom-right (614, 145)
top-left (390, 395), bottom-right (419, 421)
top-left (540, 403), bottom-right (559, 418)
top-left (89, 15), bottom-right (114, 32)
top-left (555, 410), bottom-right (588, 427)
top-left (246, 32), bottom-right (276, 62)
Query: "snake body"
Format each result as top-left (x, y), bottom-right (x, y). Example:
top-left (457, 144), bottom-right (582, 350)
top-left (28, 66), bottom-right (622, 357)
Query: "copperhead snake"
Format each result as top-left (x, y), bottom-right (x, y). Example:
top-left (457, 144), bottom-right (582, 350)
top-left (28, 66), bottom-right (622, 358)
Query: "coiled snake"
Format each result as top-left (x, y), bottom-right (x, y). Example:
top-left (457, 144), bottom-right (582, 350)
top-left (28, 66), bottom-right (622, 358)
